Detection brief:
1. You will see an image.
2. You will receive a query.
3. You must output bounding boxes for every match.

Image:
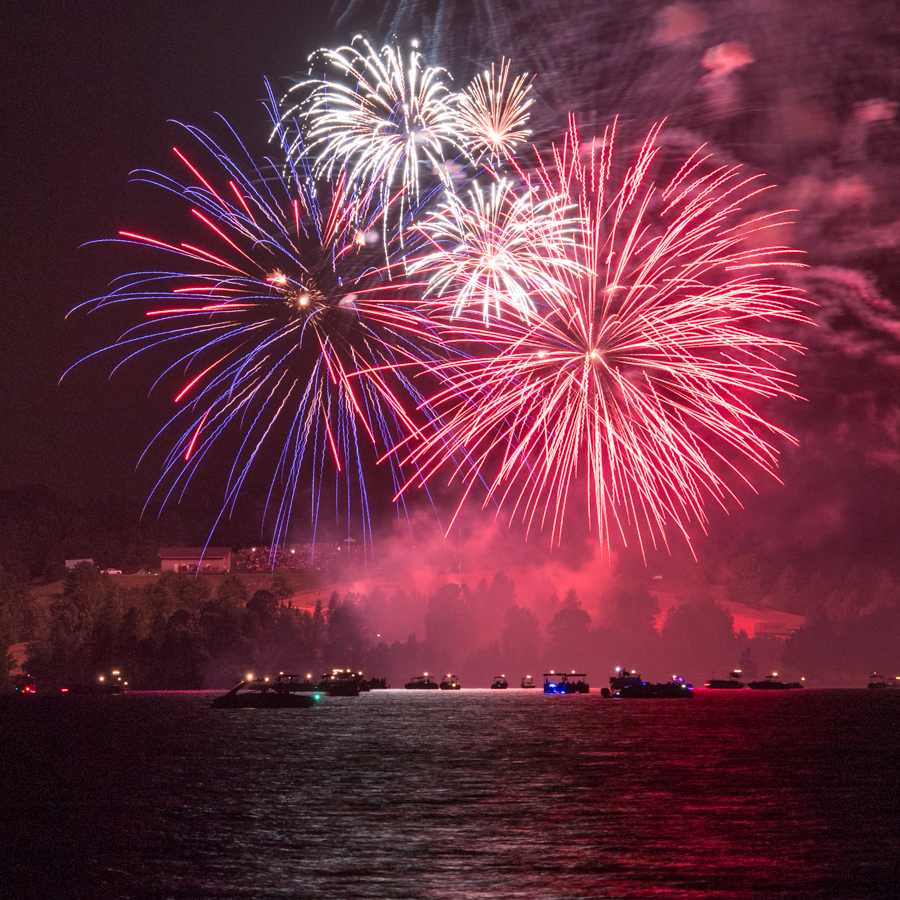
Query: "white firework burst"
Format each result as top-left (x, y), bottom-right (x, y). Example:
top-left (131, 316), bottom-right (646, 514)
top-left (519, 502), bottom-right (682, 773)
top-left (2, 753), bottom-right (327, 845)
top-left (408, 177), bottom-right (581, 321)
top-left (458, 59), bottom-right (534, 161)
top-left (286, 38), bottom-right (472, 231)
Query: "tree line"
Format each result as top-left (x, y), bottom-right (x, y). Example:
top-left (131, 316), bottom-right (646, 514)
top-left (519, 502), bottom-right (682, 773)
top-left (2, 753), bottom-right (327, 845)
top-left (5, 561), bottom-right (899, 690)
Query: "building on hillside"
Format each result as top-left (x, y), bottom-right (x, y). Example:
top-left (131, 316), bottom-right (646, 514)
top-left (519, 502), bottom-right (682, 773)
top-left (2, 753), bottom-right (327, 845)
top-left (158, 547), bottom-right (232, 574)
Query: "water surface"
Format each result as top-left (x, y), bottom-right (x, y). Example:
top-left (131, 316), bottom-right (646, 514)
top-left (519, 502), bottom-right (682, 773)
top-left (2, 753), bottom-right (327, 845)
top-left (3, 689), bottom-right (898, 899)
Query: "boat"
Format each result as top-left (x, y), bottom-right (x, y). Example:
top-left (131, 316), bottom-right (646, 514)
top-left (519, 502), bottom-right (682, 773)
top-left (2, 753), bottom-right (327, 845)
top-left (62, 669), bottom-right (131, 695)
top-left (365, 677), bottom-right (388, 690)
top-left (866, 673), bottom-right (898, 689)
top-left (543, 672), bottom-right (590, 694)
top-left (211, 677), bottom-right (322, 708)
top-left (8, 673), bottom-right (36, 694)
top-left (490, 675), bottom-right (509, 689)
top-left (705, 670), bottom-right (746, 689)
top-left (272, 673), bottom-right (309, 692)
top-left (600, 668), bottom-right (692, 699)
top-left (320, 669), bottom-right (364, 696)
top-left (520, 675), bottom-right (537, 689)
top-left (748, 673), bottom-right (803, 690)
top-left (284, 669), bottom-right (365, 696)
top-left (405, 674), bottom-right (440, 690)
top-left (440, 674), bottom-right (461, 690)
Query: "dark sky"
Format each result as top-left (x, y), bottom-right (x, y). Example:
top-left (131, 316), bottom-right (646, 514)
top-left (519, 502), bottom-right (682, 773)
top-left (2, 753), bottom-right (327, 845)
top-left (1, 1), bottom-right (332, 503)
top-left (3, 0), bottom-right (900, 574)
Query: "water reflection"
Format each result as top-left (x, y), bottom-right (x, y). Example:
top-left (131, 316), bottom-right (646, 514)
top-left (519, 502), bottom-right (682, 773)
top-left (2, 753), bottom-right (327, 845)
top-left (3, 690), bottom-right (898, 898)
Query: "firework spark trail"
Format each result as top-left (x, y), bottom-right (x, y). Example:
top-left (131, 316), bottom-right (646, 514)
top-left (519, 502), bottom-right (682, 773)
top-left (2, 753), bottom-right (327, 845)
top-left (67, 96), bottom-right (445, 551)
top-left (332, 0), bottom-right (509, 64)
top-left (393, 119), bottom-right (809, 556)
top-left (284, 38), bottom-right (473, 242)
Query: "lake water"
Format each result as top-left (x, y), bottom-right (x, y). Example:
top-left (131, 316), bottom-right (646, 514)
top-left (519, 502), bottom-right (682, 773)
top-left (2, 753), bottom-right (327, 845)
top-left (3, 688), bottom-right (898, 899)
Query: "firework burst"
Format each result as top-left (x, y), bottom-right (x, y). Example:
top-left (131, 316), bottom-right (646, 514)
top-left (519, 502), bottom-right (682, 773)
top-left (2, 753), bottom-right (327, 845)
top-left (69, 99), bottom-right (442, 550)
top-left (407, 177), bottom-right (580, 321)
top-left (285, 38), bottom-right (472, 237)
top-left (394, 120), bottom-right (809, 555)
top-left (457, 59), bottom-right (534, 162)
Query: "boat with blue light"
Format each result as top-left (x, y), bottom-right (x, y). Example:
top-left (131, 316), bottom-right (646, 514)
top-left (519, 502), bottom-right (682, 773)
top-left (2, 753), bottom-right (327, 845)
top-left (543, 672), bottom-right (590, 694)
top-left (601, 668), bottom-right (693, 698)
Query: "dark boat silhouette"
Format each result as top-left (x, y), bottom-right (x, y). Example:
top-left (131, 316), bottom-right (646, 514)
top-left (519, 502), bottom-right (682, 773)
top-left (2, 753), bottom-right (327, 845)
top-left (705, 670), bottom-right (746, 689)
top-left (320, 669), bottom-right (364, 696)
top-left (405, 674), bottom-right (440, 690)
top-left (440, 674), bottom-right (461, 690)
top-left (211, 677), bottom-right (322, 708)
top-left (601, 668), bottom-right (692, 698)
top-left (62, 669), bottom-right (130, 695)
top-left (866, 673), bottom-right (898, 689)
top-left (8, 673), bottom-right (36, 694)
top-left (284, 670), bottom-right (365, 696)
top-left (748, 673), bottom-right (803, 690)
top-left (520, 675), bottom-right (537, 689)
top-left (490, 675), bottom-right (509, 689)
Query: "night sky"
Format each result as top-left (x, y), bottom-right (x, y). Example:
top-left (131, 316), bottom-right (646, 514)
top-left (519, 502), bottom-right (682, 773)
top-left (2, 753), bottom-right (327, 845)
top-left (2, 2), bottom-right (334, 505)
top-left (4, 0), bottom-right (900, 575)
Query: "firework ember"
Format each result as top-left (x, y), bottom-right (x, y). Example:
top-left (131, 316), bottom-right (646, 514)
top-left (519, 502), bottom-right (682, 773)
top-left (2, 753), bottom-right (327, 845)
top-left (394, 119), bottom-right (809, 555)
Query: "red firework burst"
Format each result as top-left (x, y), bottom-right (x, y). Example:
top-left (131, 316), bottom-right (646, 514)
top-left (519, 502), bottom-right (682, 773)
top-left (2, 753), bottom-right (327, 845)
top-left (394, 119), bottom-right (810, 556)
